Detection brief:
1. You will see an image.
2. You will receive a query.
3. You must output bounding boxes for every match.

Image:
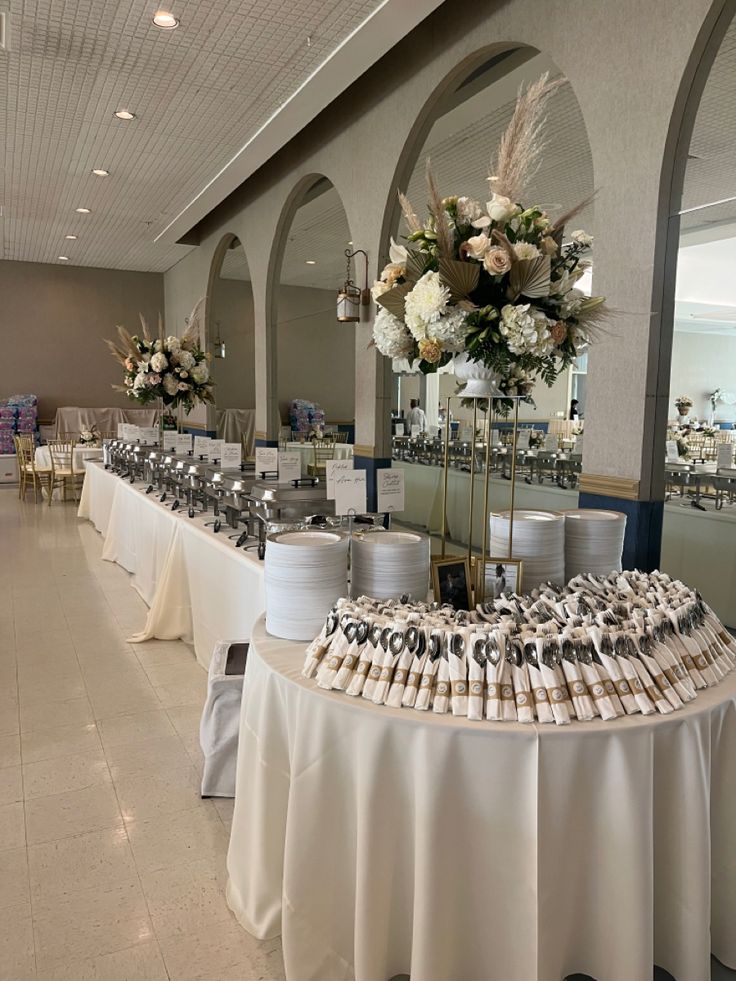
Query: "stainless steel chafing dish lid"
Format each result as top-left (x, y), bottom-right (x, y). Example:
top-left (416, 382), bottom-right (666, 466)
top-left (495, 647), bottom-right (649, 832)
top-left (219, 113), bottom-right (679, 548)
top-left (248, 479), bottom-right (330, 506)
top-left (204, 466), bottom-right (251, 486)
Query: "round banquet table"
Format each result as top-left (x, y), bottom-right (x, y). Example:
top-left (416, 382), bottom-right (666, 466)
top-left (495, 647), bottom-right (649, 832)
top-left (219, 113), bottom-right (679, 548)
top-left (286, 441), bottom-right (353, 476)
top-left (35, 444), bottom-right (102, 471)
top-left (227, 616), bottom-right (736, 981)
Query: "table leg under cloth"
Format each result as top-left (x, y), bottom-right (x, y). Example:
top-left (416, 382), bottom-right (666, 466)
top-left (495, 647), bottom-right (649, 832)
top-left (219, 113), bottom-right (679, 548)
top-left (226, 622), bottom-right (736, 981)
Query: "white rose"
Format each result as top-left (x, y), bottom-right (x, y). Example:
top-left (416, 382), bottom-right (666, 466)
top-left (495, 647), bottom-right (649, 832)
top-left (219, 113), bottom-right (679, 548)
top-left (150, 352), bottom-right (168, 372)
top-left (487, 193), bottom-right (519, 224)
top-left (570, 229), bottom-right (593, 247)
top-left (464, 234), bottom-right (491, 261)
top-left (513, 242), bottom-right (541, 261)
top-left (191, 363), bottom-right (209, 384)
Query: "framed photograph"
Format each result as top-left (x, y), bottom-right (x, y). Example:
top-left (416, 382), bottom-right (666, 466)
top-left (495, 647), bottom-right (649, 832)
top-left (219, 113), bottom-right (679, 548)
top-left (431, 556), bottom-right (473, 611)
top-left (483, 557), bottom-right (523, 600)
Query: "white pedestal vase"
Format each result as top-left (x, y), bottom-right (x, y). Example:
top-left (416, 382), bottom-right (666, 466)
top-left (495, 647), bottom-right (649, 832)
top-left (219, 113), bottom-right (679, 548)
top-left (452, 352), bottom-right (504, 399)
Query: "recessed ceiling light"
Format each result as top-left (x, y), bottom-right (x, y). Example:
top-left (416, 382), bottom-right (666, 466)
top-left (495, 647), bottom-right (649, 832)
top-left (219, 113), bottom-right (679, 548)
top-left (348, 241), bottom-right (353, 245)
top-left (91, 168), bottom-right (110, 177)
top-left (305, 260), bottom-right (317, 265)
top-left (64, 234), bottom-right (77, 240)
top-left (58, 256), bottom-right (69, 261)
top-left (75, 207), bottom-right (91, 214)
top-left (114, 109), bottom-right (136, 120)
top-left (152, 10), bottom-right (179, 29)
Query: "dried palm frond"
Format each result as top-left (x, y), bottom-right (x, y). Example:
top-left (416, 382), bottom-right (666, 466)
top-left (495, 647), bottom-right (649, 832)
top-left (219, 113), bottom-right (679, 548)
top-left (489, 73), bottom-right (564, 202)
top-left (548, 191), bottom-right (598, 239)
top-left (425, 159), bottom-right (454, 260)
top-left (398, 190), bottom-right (422, 234)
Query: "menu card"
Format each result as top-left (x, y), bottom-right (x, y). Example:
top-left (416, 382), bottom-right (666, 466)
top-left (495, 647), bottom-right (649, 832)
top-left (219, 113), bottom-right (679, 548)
top-left (717, 442), bottom-right (734, 469)
top-left (458, 426), bottom-right (473, 443)
top-left (255, 446), bottom-right (278, 476)
top-left (175, 433), bottom-right (193, 456)
top-left (221, 443), bottom-right (242, 468)
top-left (193, 436), bottom-right (212, 459)
top-left (207, 439), bottom-right (225, 462)
top-left (516, 429), bottom-right (531, 450)
top-left (395, 422), bottom-right (405, 436)
top-left (278, 451), bottom-right (301, 483)
top-left (138, 427), bottom-right (160, 445)
top-left (334, 470), bottom-right (367, 516)
top-left (544, 433), bottom-right (558, 452)
top-left (326, 458), bottom-right (354, 498)
top-left (377, 469), bottom-right (405, 513)
top-left (121, 424), bottom-right (140, 442)
top-left (666, 440), bottom-right (680, 462)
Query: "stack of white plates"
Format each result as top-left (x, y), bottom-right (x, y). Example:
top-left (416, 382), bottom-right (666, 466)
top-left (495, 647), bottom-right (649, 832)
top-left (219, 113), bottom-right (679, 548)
top-left (265, 530), bottom-right (349, 641)
top-left (489, 509), bottom-right (565, 589)
top-left (350, 530), bottom-right (430, 601)
top-left (564, 509), bottom-right (626, 581)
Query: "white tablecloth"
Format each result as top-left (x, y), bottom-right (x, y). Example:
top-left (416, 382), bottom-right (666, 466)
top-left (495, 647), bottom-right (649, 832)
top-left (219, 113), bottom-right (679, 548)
top-left (227, 617), bottom-right (736, 981)
top-left (77, 461), bottom-right (118, 534)
top-left (217, 409), bottom-right (256, 456)
top-left (55, 406), bottom-right (158, 436)
top-left (78, 463), bottom-right (265, 667)
top-left (35, 445), bottom-right (102, 471)
top-left (286, 442), bottom-right (353, 476)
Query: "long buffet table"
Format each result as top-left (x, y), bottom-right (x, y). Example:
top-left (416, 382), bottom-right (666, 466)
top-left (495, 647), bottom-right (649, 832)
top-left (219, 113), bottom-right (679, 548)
top-left (78, 462), bottom-right (265, 667)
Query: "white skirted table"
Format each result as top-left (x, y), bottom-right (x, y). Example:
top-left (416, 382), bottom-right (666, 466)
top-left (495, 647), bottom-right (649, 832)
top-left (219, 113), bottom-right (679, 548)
top-left (286, 441), bottom-right (353, 476)
top-left (226, 617), bottom-right (736, 981)
top-left (54, 406), bottom-right (158, 436)
top-left (78, 463), bottom-right (265, 668)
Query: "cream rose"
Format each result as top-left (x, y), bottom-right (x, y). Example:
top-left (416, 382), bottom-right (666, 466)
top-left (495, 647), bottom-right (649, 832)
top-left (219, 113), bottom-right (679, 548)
top-left (483, 247), bottom-right (512, 276)
top-left (570, 229), bottom-right (593, 247)
top-left (465, 234), bottom-right (491, 261)
top-left (513, 242), bottom-right (540, 261)
top-left (487, 193), bottom-right (519, 224)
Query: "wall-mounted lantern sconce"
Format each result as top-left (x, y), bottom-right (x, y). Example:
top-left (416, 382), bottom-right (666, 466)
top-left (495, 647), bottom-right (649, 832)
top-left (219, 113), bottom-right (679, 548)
top-left (337, 248), bottom-right (370, 322)
top-left (213, 321), bottom-right (226, 359)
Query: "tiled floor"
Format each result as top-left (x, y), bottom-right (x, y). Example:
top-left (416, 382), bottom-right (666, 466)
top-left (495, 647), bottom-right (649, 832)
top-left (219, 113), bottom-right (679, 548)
top-left (0, 487), bottom-right (286, 981)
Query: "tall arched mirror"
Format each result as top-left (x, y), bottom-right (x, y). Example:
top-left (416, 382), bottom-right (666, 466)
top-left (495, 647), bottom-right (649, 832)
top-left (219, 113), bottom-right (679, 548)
top-left (386, 46), bottom-right (594, 552)
top-left (208, 235), bottom-right (256, 455)
top-left (274, 177), bottom-right (356, 449)
top-left (660, 14), bottom-right (736, 627)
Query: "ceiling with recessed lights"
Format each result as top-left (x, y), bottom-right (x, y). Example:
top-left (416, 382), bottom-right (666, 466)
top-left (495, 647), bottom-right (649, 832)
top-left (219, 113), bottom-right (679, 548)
top-left (0, 0), bottom-right (425, 273)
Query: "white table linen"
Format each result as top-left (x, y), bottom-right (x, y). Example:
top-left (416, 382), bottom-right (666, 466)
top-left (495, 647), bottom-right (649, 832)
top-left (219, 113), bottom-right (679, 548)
top-left (35, 445), bottom-right (101, 471)
top-left (54, 406), bottom-right (158, 436)
top-left (286, 441), bottom-right (353, 476)
top-left (77, 461), bottom-right (118, 534)
top-left (227, 617), bottom-right (736, 981)
top-left (217, 409), bottom-right (256, 456)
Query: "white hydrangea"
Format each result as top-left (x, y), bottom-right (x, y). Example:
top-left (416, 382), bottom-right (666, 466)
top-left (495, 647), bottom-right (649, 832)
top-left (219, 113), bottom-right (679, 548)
top-left (190, 362), bottom-right (209, 385)
top-left (165, 335), bottom-right (181, 352)
top-left (150, 352), bottom-right (168, 373)
top-left (498, 304), bottom-right (554, 357)
top-left (430, 309), bottom-right (469, 352)
top-left (163, 374), bottom-right (179, 396)
top-left (372, 307), bottom-right (414, 359)
top-left (173, 350), bottom-right (195, 370)
top-left (404, 271), bottom-right (450, 341)
top-left (133, 372), bottom-right (147, 391)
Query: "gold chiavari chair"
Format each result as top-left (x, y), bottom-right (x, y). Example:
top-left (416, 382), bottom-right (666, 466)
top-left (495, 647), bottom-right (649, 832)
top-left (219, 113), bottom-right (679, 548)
top-left (332, 432), bottom-right (349, 443)
top-left (307, 440), bottom-right (336, 477)
top-left (14, 434), bottom-right (53, 503)
top-left (47, 438), bottom-right (80, 505)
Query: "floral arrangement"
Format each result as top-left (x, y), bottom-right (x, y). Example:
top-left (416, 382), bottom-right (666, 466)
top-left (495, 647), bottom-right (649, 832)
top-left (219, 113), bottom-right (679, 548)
top-left (527, 428), bottom-right (544, 449)
top-left (675, 395), bottom-right (693, 416)
top-left (79, 425), bottom-right (100, 446)
top-left (106, 302), bottom-right (214, 413)
top-left (371, 74), bottom-right (606, 398)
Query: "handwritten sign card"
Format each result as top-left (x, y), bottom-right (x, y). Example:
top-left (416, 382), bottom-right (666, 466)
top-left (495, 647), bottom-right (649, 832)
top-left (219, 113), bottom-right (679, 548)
top-left (326, 458), bottom-right (354, 498)
top-left (255, 446), bottom-right (278, 476)
top-left (334, 470), bottom-right (367, 516)
top-left (221, 443), bottom-right (242, 468)
top-left (278, 451), bottom-right (301, 483)
top-left (377, 469), bottom-right (405, 513)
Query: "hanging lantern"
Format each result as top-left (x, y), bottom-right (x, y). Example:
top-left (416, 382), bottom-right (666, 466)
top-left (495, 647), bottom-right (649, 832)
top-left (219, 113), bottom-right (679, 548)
top-left (337, 248), bottom-right (370, 322)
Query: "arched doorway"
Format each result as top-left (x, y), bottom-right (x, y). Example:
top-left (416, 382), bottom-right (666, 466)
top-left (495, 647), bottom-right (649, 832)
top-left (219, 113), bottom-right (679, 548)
top-left (206, 234), bottom-right (256, 454)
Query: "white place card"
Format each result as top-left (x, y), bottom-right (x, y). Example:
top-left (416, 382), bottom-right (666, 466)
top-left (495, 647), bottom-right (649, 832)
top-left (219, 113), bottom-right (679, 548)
top-left (491, 430), bottom-right (501, 446)
top-left (121, 424), bottom-right (139, 442)
top-left (717, 442), bottom-right (734, 469)
top-left (326, 458), bottom-right (354, 498)
top-left (516, 429), bottom-right (531, 450)
top-left (207, 439), bottom-right (225, 462)
top-left (175, 433), bottom-right (193, 456)
top-left (255, 446), bottom-right (278, 476)
top-left (395, 422), bottom-right (405, 436)
top-left (116, 423), bottom-right (125, 438)
top-left (377, 469), bottom-right (405, 513)
top-left (138, 426), bottom-right (160, 445)
top-left (193, 436), bottom-right (212, 458)
top-left (666, 440), bottom-right (680, 462)
top-left (334, 470), bottom-right (367, 516)
top-left (221, 443), bottom-right (242, 468)
top-left (161, 432), bottom-right (178, 453)
top-left (544, 434), bottom-right (558, 452)
top-left (410, 424), bottom-right (421, 438)
top-left (278, 451), bottom-right (301, 483)
top-left (458, 426), bottom-right (473, 444)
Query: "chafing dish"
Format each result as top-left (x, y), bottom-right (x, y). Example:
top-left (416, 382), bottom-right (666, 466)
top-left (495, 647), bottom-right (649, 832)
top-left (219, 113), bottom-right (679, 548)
top-left (248, 478), bottom-right (335, 559)
top-left (201, 465), bottom-right (257, 534)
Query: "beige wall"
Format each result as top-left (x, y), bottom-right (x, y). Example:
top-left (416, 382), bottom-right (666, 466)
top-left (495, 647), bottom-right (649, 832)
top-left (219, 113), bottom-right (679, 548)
top-left (277, 285), bottom-right (355, 424)
top-left (669, 331), bottom-right (736, 423)
top-left (0, 259), bottom-right (164, 420)
top-left (209, 278), bottom-right (255, 409)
